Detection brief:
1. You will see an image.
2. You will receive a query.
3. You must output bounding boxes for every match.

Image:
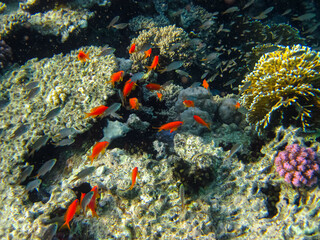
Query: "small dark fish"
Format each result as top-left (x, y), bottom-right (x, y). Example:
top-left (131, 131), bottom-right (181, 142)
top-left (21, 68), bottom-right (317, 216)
top-left (40, 107), bottom-right (61, 121)
top-left (190, 82), bottom-right (201, 88)
top-left (42, 223), bottom-right (58, 240)
top-left (159, 61), bottom-right (184, 73)
top-left (239, 81), bottom-right (251, 93)
top-left (223, 79), bottom-right (236, 87)
top-left (99, 45), bottom-right (116, 56)
top-left (201, 71), bottom-right (209, 79)
top-left (140, 43), bottom-right (152, 52)
top-left (26, 87), bottom-right (40, 100)
top-left (53, 138), bottom-right (75, 147)
top-left (112, 23), bottom-right (128, 29)
top-left (131, 72), bottom-right (145, 82)
top-left (107, 16), bottom-right (119, 28)
top-left (225, 143), bottom-right (242, 161)
top-left (24, 179), bottom-right (41, 194)
top-left (175, 70), bottom-right (191, 78)
top-left (81, 191), bottom-right (94, 215)
top-left (179, 184), bottom-right (185, 211)
top-left (36, 159), bottom-right (57, 178)
top-left (104, 103), bottom-right (122, 119)
top-left (199, 20), bottom-right (214, 30)
top-left (169, 43), bottom-right (182, 51)
top-left (54, 128), bottom-right (80, 139)
top-left (201, 52), bottom-right (221, 62)
top-left (10, 124), bottom-right (30, 139)
top-left (70, 166), bottom-right (96, 183)
top-left (292, 13), bottom-right (316, 21)
top-left (29, 135), bottom-right (49, 153)
top-left (19, 165), bottom-right (34, 183)
top-left (24, 81), bottom-right (39, 90)
top-left (259, 46), bottom-right (280, 54)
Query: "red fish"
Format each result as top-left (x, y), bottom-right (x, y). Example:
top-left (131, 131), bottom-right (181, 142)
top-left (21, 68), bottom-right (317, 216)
top-left (145, 83), bottom-right (164, 91)
top-left (193, 115), bottom-right (210, 130)
top-left (60, 199), bottom-right (79, 230)
top-left (108, 71), bottom-right (124, 87)
top-left (156, 121), bottom-right (184, 133)
top-left (88, 141), bottom-right (109, 164)
top-left (129, 167), bottom-right (139, 190)
top-left (78, 51), bottom-right (90, 62)
top-left (202, 79), bottom-right (209, 90)
top-left (235, 102), bottom-right (241, 109)
top-left (87, 185), bottom-right (99, 218)
top-left (146, 55), bottom-right (159, 72)
top-left (183, 100), bottom-right (194, 108)
top-left (84, 105), bottom-right (109, 119)
top-left (123, 79), bottom-right (136, 99)
top-left (129, 43), bottom-right (136, 54)
top-left (157, 92), bottom-right (163, 101)
top-left (143, 48), bottom-right (152, 59)
top-left (129, 98), bottom-right (140, 110)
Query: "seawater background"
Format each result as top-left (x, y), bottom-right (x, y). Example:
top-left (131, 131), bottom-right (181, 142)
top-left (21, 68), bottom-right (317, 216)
top-left (0, 0), bottom-right (320, 239)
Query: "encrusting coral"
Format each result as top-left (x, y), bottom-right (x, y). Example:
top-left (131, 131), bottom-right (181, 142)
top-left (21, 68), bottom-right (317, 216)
top-left (275, 143), bottom-right (319, 187)
top-left (129, 25), bottom-right (194, 71)
top-left (239, 44), bottom-right (320, 132)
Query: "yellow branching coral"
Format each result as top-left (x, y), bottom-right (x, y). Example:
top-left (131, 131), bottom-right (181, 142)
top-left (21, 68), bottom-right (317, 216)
top-left (239, 44), bottom-right (320, 132)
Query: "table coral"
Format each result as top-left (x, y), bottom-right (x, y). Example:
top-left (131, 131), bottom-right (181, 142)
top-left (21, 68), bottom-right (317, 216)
top-left (239, 44), bottom-right (320, 132)
top-left (275, 143), bottom-right (319, 187)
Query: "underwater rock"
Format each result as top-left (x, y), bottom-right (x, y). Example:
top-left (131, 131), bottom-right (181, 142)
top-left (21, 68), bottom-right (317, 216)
top-left (126, 113), bottom-right (150, 131)
top-left (218, 97), bottom-right (243, 124)
top-left (180, 107), bottom-right (212, 135)
top-left (102, 120), bottom-right (131, 142)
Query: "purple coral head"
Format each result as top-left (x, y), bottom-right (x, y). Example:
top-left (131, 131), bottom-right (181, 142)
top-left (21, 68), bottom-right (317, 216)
top-left (275, 144), bottom-right (319, 187)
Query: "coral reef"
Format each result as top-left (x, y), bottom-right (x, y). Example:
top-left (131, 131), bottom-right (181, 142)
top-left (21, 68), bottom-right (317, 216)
top-left (0, 40), bottom-right (12, 70)
top-left (28, 9), bottom-right (94, 42)
top-left (239, 44), bottom-right (320, 132)
top-left (129, 25), bottom-right (194, 71)
top-left (275, 143), bottom-right (319, 187)
top-left (128, 15), bottom-right (170, 32)
top-left (0, 10), bottom-right (30, 37)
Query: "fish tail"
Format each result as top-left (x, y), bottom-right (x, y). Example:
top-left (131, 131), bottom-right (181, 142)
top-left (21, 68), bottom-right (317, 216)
top-left (145, 66), bottom-right (152, 72)
top-left (84, 113), bottom-right (91, 119)
top-left (90, 208), bottom-right (99, 218)
top-left (59, 222), bottom-right (70, 231)
top-left (88, 155), bottom-right (94, 164)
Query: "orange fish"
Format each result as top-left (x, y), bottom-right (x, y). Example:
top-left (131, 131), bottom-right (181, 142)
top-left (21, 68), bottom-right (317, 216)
top-left (88, 141), bottom-right (109, 164)
top-left (145, 83), bottom-right (164, 91)
top-left (202, 79), bottom-right (209, 90)
top-left (87, 185), bottom-right (99, 218)
top-left (129, 167), bottom-right (139, 190)
top-left (157, 92), bottom-right (163, 101)
top-left (129, 98), bottom-right (140, 110)
top-left (123, 79), bottom-right (136, 99)
top-left (183, 100), bottom-right (194, 108)
top-left (156, 121), bottom-right (184, 133)
top-left (129, 43), bottom-right (136, 54)
top-left (78, 51), bottom-right (90, 62)
top-left (60, 199), bottom-right (79, 230)
top-left (193, 115), bottom-right (210, 130)
top-left (143, 48), bottom-right (152, 59)
top-left (84, 105), bottom-right (109, 119)
top-left (108, 71), bottom-right (124, 87)
top-left (235, 102), bottom-right (241, 109)
top-left (146, 55), bottom-right (159, 72)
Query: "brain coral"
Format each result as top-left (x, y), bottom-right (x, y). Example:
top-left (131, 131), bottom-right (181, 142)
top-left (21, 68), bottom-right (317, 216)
top-left (129, 25), bottom-right (194, 71)
top-left (239, 44), bottom-right (320, 132)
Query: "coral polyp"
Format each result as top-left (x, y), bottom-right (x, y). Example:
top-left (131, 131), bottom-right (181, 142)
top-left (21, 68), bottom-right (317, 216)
top-left (239, 44), bottom-right (320, 132)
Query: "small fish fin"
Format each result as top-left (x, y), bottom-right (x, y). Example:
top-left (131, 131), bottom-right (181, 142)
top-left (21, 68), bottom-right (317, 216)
top-left (90, 207), bottom-right (99, 218)
top-left (137, 172), bottom-right (140, 179)
top-left (200, 58), bottom-right (207, 61)
top-left (170, 128), bottom-right (178, 133)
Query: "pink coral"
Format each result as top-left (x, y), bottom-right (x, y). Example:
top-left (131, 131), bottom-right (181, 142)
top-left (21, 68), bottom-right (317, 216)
top-left (274, 144), bottom-right (319, 187)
